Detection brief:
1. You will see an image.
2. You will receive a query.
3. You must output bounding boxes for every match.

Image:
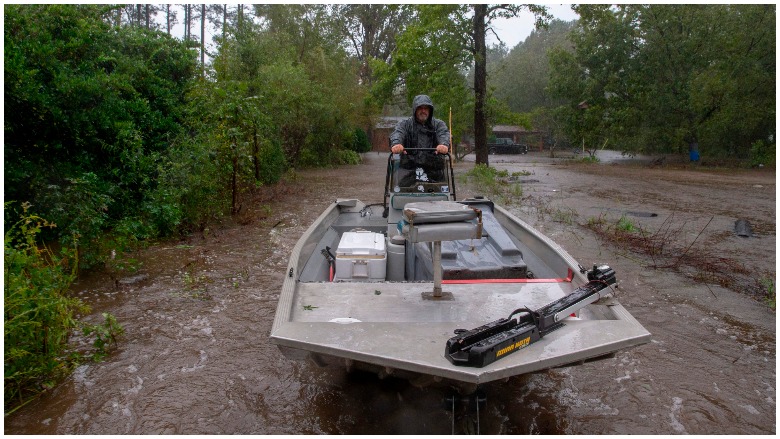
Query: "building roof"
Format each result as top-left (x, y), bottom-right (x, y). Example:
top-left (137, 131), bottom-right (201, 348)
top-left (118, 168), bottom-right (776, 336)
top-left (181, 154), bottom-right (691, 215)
top-left (375, 116), bottom-right (405, 129)
top-left (491, 125), bottom-right (527, 133)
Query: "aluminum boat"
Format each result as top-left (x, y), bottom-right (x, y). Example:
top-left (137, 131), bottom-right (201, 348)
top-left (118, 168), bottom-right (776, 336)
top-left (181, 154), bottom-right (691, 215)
top-left (270, 152), bottom-right (650, 393)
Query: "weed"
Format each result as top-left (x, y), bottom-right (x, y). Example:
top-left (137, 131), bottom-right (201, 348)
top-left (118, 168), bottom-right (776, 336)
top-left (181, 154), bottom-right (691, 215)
top-left (283, 168), bottom-right (300, 183)
top-left (577, 155), bottom-right (601, 164)
top-left (182, 271), bottom-right (211, 290)
top-left (550, 206), bottom-right (577, 225)
top-left (587, 215), bottom-right (607, 227)
top-left (461, 164), bottom-right (523, 203)
top-left (80, 313), bottom-right (125, 361)
top-left (616, 215), bottom-right (636, 232)
top-left (586, 213), bottom-right (768, 305)
top-left (758, 277), bottom-right (775, 309)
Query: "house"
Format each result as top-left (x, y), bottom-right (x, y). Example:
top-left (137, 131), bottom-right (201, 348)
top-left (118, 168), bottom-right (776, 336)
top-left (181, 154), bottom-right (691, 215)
top-left (370, 116), bottom-right (405, 152)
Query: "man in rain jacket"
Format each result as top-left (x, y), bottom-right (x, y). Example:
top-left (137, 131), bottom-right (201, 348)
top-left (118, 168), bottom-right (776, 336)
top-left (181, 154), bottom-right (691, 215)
top-left (390, 95), bottom-right (450, 188)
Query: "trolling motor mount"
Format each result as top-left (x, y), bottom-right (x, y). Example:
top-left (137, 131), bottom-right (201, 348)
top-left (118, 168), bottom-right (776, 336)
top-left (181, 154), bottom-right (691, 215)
top-left (445, 265), bottom-right (617, 368)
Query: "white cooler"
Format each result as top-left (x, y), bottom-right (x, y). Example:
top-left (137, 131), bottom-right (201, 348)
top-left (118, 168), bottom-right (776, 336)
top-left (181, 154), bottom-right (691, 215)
top-left (334, 231), bottom-right (387, 281)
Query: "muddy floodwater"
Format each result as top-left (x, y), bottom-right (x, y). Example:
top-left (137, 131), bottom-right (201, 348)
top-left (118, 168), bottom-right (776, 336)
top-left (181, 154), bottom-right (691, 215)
top-left (5, 151), bottom-right (775, 434)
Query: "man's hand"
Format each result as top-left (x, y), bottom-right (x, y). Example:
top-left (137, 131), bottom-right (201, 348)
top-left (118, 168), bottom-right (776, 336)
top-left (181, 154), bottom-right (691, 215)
top-left (436, 144), bottom-right (449, 154)
top-left (391, 144), bottom-right (404, 154)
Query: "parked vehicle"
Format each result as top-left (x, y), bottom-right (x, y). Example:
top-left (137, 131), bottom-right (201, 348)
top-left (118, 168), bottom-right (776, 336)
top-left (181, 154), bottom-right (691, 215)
top-left (488, 137), bottom-right (528, 154)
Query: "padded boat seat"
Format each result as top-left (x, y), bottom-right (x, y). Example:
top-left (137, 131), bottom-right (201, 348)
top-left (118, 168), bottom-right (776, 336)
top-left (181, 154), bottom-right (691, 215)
top-left (403, 201), bottom-right (479, 224)
top-left (403, 221), bottom-right (481, 243)
top-left (390, 193), bottom-right (449, 210)
top-left (401, 201), bottom-right (483, 243)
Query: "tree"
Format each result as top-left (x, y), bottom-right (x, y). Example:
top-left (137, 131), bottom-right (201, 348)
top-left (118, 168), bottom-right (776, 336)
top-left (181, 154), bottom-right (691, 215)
top-left (331, 5), bottom-right (413, 88)
top-left (207, 4), bottom-right (370, 170)
top-left (549, 4), bottom-right (775, 158)
top-left (5, 4), bottom-right (197, 256)
top-left (491, 19), bottom-right (576, 113)
top-left (379, 4), bottom-right (550, 165)
top-left (164, 4), bottom-right (177, 34)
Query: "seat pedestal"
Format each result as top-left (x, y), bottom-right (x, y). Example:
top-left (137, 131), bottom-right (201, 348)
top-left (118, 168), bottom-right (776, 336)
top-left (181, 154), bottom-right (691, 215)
top-left (400, 201), bottom-right (483, 300)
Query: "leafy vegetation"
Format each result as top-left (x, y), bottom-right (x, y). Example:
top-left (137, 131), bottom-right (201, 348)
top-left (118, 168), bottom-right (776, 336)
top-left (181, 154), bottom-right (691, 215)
top-left (546, 5), bottom-right (775, 160)
top-left (4, 204), bottom-right (122, 411)
top-left (3, 2), bottom-right (775, 413)
top-left (376, 5), bottom-right (550, 165)
top-left (760, 277), bottom-right (776, 310)
top-left (4, 4), bottom-right (375, 410)
top-left (459, 165), bottom-right (524, 203)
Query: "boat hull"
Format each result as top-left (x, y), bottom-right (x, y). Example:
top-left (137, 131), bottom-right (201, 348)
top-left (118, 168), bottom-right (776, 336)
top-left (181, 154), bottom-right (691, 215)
top-left (270, 199), bottom-right (650, 387)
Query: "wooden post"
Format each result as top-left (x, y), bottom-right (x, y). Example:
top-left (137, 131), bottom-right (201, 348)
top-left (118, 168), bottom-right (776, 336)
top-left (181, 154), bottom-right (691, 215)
top-left (449, 107), bottom-right (454, 160)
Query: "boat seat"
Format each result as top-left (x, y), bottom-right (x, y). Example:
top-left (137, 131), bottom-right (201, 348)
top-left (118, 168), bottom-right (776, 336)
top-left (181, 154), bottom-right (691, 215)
top-left (400, 201), bottom-right (482, 243)
top-left (400, 201), bottom-right (483, 298)
top-left (390, 193), bottom-right (450, 210)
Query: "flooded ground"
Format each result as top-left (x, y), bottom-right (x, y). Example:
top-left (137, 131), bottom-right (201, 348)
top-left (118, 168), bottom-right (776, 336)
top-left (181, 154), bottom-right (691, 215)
top-left (5, 151), bottom-right (775, 434)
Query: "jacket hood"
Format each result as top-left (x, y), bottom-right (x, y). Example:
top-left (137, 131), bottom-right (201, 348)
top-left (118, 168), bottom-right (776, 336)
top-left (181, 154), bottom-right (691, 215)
top-left (412, 95), bottom-right (435, 123)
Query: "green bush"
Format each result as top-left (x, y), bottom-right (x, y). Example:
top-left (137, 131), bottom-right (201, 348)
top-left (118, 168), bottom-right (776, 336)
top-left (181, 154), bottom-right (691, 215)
top-left (4, 204), bottom-right (125, 413)
top-left (4, 204), bottom-right (83, 408)
top-left (154, 137), bottom-right (229, 232)
top-left (5, 4), bottom-right (196, 263)
top-left (750, 139), bottom-right (775, 167)
top-left (349, 128), bottom-right (372, 153)
top-left (333, 149), bottom-right (363, 165)
top-left (256, 139), bottom-right (288, 185)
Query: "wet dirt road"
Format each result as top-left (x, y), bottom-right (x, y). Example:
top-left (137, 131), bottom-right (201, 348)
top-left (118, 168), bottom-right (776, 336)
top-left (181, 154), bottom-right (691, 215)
top-left (5, 152), bottom-right (775, 434)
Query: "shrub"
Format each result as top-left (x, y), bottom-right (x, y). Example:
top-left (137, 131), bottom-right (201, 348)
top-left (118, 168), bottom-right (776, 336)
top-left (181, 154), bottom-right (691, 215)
top-left (4, 203), bottom-right (124, 412)
top-left (256, 139), bottom-right (287, 185)
top-left (750, 139), bottom-right (775, 167)
top-left (4, 204), bottom-right (83, 408)
top-left (350, 128), bottom-right (372, 153)
top-left (332, 149), bottom-right (363, 165)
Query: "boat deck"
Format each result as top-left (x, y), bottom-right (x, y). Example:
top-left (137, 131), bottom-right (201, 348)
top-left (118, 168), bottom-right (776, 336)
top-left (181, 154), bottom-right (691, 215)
top-left (272, 279), bottom-right (649, 384)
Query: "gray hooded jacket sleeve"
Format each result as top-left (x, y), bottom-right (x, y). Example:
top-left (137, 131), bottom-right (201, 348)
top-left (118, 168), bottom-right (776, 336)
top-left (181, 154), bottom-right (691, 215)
top-left (389, 95), bottom-right (450, 150)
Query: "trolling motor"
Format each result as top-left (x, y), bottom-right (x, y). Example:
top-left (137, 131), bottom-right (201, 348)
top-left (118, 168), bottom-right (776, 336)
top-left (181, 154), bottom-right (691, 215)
top-left (445, 265), bottom-right (617, 368)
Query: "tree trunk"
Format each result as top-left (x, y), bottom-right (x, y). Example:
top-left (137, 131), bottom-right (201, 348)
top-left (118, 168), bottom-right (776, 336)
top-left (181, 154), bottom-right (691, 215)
top-left (231, 154), bottom-right (239, 215)
top-left (185, 5), bottom-right (191, 41)
top-left (201, 4), bottom-right (206, 76)
top-left (253, 126), bottom-right (260, 181)
top-left (166, 4), bottom-right (171, 34)
top-left (473, 4), bottom-right (489, 166)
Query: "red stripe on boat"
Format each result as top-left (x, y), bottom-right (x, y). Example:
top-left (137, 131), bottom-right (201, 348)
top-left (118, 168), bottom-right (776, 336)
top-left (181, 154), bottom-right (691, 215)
top-left (442, 268), bottom-right (574, 284)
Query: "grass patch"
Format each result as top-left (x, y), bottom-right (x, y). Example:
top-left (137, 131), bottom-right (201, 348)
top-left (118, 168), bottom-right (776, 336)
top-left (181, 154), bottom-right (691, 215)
top-left (459, 164), bottom-right (524, 204)
top-left (758, 276), bottom-right (775, 310)
top-left (576, 155), bottom-right (601, 164)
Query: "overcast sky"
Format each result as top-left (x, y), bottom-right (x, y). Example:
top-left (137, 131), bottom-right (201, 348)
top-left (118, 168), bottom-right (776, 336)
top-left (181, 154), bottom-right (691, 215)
top-left (490, 4), bottom-right (579, 49)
